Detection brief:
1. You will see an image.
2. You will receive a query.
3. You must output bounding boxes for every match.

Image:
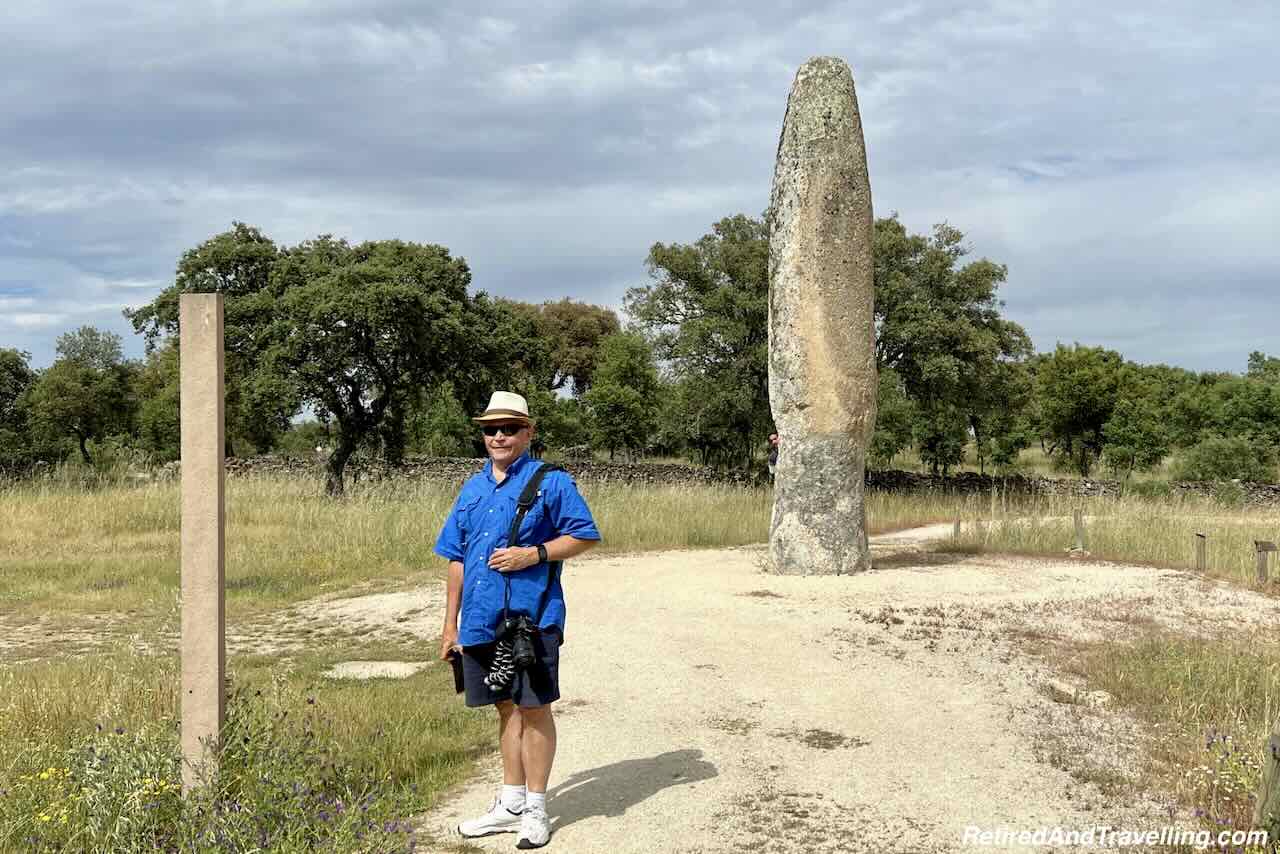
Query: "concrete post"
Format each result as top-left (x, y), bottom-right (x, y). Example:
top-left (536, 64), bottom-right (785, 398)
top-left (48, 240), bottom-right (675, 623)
top-left (1194, 533), bottom-right (1206, 572)
top-left (179, 293), bottom-right (226, 792)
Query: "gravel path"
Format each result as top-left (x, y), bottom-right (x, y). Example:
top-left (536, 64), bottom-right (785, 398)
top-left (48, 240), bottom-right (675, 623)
top-left (410, 527), bottom-right (1280, 854)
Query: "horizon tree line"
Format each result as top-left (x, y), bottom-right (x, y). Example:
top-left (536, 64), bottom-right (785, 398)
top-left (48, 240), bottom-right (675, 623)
top-left (3, 218), bottom-right (1279, 492)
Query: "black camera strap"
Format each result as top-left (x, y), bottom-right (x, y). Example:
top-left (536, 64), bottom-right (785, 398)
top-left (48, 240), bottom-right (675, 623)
top-left (499, 462), bottom-right (563, 624)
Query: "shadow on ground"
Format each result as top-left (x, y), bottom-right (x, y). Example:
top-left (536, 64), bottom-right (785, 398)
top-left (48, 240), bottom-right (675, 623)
top-left (546, 749), bottom-right (718, 833)
top-left (871, 550), bottom-right (976, 571)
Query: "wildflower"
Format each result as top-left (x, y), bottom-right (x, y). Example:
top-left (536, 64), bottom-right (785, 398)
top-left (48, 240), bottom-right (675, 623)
top-left (38, 813), bottom-right (51, 822)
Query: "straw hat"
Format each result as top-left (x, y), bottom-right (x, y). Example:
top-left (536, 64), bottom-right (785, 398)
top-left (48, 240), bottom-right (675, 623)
top-left (472, 391), bottom-right (532, 424)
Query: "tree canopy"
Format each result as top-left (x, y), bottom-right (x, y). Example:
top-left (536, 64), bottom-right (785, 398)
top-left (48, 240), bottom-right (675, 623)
top-left (4, 212), bottom-right (1275, 489)
top-left (25, 328), bottom-right (137, 465)
top-left (625, 214), bottom-right (770, 468)
top-left (874, 216), bottom-right (1032, 473)
top-left (0, 349), bottom-right (36, 471)
top-left (127, 225), bottom-right (490, 494)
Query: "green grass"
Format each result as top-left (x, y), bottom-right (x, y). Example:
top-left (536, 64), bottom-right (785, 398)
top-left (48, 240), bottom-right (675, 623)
top-left (1051, 631), bottom-right (1280, 850)
top-left (0, 632), bottom-right (493, 852)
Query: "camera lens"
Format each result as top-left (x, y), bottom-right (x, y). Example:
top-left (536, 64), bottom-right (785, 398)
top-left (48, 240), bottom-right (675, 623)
top-left (512, 626), bottom-right (536, 670)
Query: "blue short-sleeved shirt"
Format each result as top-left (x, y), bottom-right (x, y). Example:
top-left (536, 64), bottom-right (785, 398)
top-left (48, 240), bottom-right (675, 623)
top-left (434, 453), bottom-right (601, 646)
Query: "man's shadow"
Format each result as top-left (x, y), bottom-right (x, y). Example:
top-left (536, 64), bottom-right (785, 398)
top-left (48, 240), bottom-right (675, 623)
top-left (547, 749), bottom-right (718, 832)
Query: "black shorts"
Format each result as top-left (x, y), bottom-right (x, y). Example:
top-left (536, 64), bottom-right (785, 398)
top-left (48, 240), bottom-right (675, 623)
top-left (461, 628), bottom-right (562, 709)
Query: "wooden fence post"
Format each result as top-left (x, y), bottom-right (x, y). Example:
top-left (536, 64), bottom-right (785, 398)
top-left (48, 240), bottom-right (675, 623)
top-left (1194, 533), bottom-right (1206, 572)
top-left (1254, 729), bottom-right (1280, 836)
top-left (1073, 508), bottom-right (1085, 551)
top-left (1256, 541), bottom-right (1276, 584)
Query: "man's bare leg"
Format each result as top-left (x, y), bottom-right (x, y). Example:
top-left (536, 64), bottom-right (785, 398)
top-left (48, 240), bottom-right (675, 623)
top-left (457, 701), bottom-right (527, 838)
top-left (497, 701), bottom-right (526, 785)
top-left (519, 704), bottom-right (557, 793)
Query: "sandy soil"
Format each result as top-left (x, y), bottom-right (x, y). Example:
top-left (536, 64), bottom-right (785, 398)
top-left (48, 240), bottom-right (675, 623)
top-left (405, 527), bottom-right (1280, 854)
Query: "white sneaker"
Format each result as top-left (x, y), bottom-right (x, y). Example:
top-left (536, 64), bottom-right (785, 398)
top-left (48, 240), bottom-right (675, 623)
top-left (516, 804), bottom-right (551, 849)
top-left (458, 797), bottom-right (523, 838)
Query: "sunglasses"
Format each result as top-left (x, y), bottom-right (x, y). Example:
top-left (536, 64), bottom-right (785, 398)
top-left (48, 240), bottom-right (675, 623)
top-left (482, 423), bottom-right (527, 437)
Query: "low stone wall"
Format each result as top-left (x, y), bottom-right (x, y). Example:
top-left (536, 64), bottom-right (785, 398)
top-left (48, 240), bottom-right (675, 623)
top-left (864, 469), bottom-right (1118, 498)
top-left (204, 455), bottom-right (1280, 506)
top-left (220, 455), bottom-right (759, 488)
top-left (865, 469), bottom-right (1280, 506)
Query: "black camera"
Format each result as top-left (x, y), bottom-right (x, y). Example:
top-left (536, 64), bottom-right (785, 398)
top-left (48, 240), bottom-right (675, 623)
top-left (500, 614), bottom-right (538, 671)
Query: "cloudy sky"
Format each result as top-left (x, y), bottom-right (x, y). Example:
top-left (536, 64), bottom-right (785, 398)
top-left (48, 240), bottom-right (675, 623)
top-left (2, 0), bottom-right (1276, 371)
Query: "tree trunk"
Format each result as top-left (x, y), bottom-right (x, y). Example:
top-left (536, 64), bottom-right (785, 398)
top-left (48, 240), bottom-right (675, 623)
top-left (76, 431), bottom-right (92, 466)
top-left (325, 441), bottom-right (356, 497)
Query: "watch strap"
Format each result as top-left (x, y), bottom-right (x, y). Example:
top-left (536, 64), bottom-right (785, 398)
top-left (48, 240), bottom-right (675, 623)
top-left (536, 543), bottom-right (548, 563)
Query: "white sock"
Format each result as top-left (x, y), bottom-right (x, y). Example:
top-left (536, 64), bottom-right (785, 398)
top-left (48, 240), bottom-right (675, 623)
top-left (526, 791), bottom-right (546, 812)
top-left (501, 784), bottom-right (526, 812)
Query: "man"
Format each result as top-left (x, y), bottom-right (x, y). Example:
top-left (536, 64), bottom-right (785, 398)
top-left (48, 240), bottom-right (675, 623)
top-left (767, 432), bottom-right (780, 482)
top-left (435, 390), bottom-right (601, 849)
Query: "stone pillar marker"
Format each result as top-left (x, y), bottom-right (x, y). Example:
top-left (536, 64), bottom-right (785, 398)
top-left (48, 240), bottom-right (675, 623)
top-left (179, 293), bottom-right (226, 791)
top-left (768, 57), bottom-right (877, 575)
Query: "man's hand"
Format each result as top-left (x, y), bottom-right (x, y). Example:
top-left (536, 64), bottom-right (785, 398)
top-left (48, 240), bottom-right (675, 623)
top-left (440, 629), bottom-right (459, 662)
top-left (488, 546), bottom-right (539, 573)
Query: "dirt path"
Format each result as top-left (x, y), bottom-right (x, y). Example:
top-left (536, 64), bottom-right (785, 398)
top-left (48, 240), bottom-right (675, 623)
top-left (407, 528), bottom-right (1280, 854)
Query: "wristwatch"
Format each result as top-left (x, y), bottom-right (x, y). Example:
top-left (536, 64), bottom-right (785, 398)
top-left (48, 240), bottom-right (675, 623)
top-left (536, 544), bottom-right (548, 564)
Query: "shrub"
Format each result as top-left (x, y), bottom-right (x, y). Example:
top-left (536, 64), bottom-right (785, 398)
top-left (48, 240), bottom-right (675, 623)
top-left (1124, 479), bottom-right (1172, 499)
top-left (1211, 480), bottom-right (1247, 508)
top-left (1173, 436), bottom-right (1275, 484)
top-left (0, 685), bottom-right (418, 853)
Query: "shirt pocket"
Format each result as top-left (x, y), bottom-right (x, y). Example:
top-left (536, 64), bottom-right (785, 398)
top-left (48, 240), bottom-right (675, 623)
top-left (456, 496), bottom-right (483, 546)
top-left (514, 494), bottom-right (549, 545)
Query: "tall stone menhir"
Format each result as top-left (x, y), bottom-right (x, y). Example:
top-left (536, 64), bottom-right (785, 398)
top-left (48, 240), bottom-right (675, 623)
top-left (768, 57), bottom-right (877, 575)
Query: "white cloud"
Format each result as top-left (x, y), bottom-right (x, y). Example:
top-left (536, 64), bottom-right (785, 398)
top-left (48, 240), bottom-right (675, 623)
top-left (4, 313), bottom-right (68, 330)
top-left (0, 0), bottom-right (1275, 371)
